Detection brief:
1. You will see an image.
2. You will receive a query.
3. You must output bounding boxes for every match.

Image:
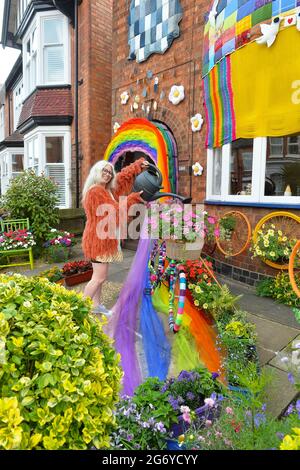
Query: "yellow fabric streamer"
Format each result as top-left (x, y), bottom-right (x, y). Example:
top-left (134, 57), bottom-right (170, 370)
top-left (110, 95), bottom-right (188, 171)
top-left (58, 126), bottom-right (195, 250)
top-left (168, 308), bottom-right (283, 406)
top-left (231, 27), bottom-right (300, 139)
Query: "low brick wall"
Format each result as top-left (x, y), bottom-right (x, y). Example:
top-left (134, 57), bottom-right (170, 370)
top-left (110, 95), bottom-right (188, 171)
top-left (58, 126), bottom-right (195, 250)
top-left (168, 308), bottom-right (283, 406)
top-left (58, 209), bottom-right (86, 236)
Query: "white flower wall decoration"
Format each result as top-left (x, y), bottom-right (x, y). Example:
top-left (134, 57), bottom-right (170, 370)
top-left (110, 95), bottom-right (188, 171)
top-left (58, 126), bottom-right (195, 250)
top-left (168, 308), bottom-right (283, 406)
top-left (120, 91), bottom-right (129, 105)
top-left (191, 114), bottom-right (204, 132)
top-left (169, 85), bottom-right (185, 105)
top-left (192, 162), bottom-right (204, 176)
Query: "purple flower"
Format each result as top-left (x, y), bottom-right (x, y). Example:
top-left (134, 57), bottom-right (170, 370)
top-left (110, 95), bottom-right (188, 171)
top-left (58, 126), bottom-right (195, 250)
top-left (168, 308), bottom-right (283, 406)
top-left (288, 373), bottom-right (295, 384)
top-left (254, 413), bottom-right (266, 428)
top-left (211, 372), bottom-right (219, 380)
top-left (261, 403), bottom-right (267, 412)
top-left (155, 422), bottom-right (166, 433)
top-left (285, 404), bottom-right (294, 416)
top-left (187, 392), bottom-right (195, 400)
top-left (168, 396), bottom-right (180, 410)
top-left (296, 400), bottom-right (300, 413)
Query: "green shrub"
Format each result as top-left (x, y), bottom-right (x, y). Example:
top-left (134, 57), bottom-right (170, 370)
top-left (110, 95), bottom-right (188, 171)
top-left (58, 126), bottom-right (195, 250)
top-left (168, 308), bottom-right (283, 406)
top-left (0, 170), bottom-right (60, 245)
top-left (256, 273), bottom-right (300, 308)
top-left (0, 274), bottom-right (122, 450)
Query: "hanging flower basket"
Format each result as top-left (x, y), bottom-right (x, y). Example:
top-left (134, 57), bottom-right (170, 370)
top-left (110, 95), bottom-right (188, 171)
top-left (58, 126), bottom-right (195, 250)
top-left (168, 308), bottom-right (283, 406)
top-left (165, 237), bottom-right (205, 261)
top-left (64, 269), bottom-right (93, 287)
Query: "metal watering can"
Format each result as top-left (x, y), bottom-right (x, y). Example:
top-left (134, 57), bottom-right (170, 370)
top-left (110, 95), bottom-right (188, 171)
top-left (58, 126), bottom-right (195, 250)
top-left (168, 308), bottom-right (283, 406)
top-left (133, 163), bottom-right (192, 204)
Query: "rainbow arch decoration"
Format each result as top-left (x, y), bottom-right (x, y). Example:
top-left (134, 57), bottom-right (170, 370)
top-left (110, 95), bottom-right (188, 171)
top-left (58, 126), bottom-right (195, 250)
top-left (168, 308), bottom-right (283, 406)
top-left (104, 118), bottom-right (178, 194)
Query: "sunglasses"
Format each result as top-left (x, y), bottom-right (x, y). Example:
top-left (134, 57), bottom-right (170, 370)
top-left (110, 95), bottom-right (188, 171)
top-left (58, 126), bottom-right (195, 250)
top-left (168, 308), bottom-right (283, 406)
top-left (102, 168), bottom-right (113, 177)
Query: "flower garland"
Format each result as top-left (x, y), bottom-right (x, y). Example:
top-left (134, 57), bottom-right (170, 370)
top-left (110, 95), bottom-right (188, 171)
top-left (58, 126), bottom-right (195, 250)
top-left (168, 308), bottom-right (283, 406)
top-left (148, 241), bottom-right (187, 334)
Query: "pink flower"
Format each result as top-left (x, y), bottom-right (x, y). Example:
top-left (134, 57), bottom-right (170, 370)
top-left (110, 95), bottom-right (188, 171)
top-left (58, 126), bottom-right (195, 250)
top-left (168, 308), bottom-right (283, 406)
top-left (207, 216), bottom-right (216, 224)
top-left (183, 215), bottom-right (191, 222)
top-left (182, 412), bottom-right (191, 424)
top-left (205, 420), bottom-right (212, 427)
top-left (186, 221), bottom-right (193, 227)
top-left (225, 407), bottom-right (234, 415)
top-left (214, 228), bottom-right (220, 237)
top-left (204, 397), bottom-right (215, 408)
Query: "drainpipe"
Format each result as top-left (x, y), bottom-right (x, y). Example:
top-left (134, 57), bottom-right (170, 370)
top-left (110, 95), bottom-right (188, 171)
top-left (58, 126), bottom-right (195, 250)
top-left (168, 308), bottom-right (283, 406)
top-left (75, 0), bottom-right (80, 208)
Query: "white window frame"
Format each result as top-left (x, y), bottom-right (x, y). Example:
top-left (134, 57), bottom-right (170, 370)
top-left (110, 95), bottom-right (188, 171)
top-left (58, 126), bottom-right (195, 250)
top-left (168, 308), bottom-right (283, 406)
top-left (206, 137), bottom-right (300, 205)
top-left (0, 148), bottom-right (25, 195)
top-left (0, 106), bottom-right (5, 142)
top-left (13, 78), bottom-right (24, 131)
top-left (22, 11), bottom-right (70, 99)
top-left (24, 126), bottom-right (72, 208)
top-left (23, 21), bottom-right (38, 97)
top-left (16, 0), bottom-right (32, 32)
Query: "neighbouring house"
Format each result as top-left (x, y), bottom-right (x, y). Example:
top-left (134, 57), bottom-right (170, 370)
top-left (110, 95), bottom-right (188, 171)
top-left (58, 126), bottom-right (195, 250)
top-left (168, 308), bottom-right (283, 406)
top-left (0, 0), bottom-right (113, 208)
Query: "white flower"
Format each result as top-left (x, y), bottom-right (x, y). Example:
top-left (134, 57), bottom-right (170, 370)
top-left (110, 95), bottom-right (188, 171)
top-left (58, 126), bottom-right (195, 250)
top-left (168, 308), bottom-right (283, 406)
top-left (50, 229), bottom-right (57, 233)
top-left (192, 162), bottom-right (204, 176)
top-left (24, 301), bottom-right (32, 308)
top-left (204, 397), bottom-right (215, 408)
top-left (120, 91), bottom-right (129, 105)
top-left (113, 122), bottom-right (121, 133)
top-left (191, 113), bottom-right (204, 132)
top-left (169, 85), bottom-right (185, 105)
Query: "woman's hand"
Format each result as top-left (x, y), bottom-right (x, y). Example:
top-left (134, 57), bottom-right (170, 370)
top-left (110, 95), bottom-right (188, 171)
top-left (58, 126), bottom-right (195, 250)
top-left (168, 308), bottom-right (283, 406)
top-left (141, 160), bottom-right (150, 170)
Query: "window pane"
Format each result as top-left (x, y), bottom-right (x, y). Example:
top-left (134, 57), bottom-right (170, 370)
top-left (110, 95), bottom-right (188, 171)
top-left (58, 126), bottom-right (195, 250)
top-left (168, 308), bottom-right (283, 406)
top-left (12, 154), bottom-right (24, 173)
top-left (229, 139), bottom-right (253, 195)
top-left (44, 46), bottom-right (64, 83)
top-left (44, 18), bottom-right (63, 44)
top-left (46, 136), bottom-right (63, 164)
top-left (266, 135), bottom-right (300, 196)
top-left (212, 148), bottom-right (222, 196)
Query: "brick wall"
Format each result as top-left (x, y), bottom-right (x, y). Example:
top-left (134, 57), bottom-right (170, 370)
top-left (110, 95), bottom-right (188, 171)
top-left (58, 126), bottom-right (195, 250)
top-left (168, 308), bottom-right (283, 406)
top-left (112, 0), bottom-right (207, 202)
top-left (204, 205), bottom-right (300, 282)
top-left (111, 0), bottom-right (300, 279)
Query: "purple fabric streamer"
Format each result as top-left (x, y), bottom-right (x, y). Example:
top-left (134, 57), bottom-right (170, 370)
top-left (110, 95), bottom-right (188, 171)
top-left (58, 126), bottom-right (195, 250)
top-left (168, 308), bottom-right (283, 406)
top-left (108, 234), bottom-right (152, 395)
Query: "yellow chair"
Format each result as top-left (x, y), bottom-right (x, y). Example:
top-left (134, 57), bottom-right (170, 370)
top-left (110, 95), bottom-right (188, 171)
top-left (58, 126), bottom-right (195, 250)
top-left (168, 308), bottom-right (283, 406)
top-left (0, 218), bottom-right (34, 270)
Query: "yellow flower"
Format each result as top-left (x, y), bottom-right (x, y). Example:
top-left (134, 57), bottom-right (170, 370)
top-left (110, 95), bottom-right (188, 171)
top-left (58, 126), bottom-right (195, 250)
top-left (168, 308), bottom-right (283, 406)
top-left (269, 251), bottom-right (276, 258)
top-left (203, 303), bottom-right (208, 309)
top-left (282, 236), bottom-right (287, 242)
top-left (278, 230), bottom-right (283, 236)
top-left (195, 286), bottom-right (202, 294)
top-left (194, 300), bottom-right (200, 307)
top-left (178, 434), bottom-right (185, 443)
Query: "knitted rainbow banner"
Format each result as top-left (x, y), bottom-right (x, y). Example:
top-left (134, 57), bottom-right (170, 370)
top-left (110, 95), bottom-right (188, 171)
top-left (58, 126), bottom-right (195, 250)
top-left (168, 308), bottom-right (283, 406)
top-left (104, 118), bottom-right (177, 193)
top-left (203, 55), bottom-right (236, 149)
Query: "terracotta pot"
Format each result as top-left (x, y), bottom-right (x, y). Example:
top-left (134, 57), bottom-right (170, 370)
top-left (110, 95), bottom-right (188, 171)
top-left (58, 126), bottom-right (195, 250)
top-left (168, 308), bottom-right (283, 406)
top-left (55, 278), bottom-right (65, 286)
top-left (64, 269), bottom-right (93, 286)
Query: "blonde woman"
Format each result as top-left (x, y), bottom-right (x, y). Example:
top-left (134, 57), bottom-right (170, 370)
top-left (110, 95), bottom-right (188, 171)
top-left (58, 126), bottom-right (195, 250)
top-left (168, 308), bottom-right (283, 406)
top-left (82, 158), bottom-right (148, 314)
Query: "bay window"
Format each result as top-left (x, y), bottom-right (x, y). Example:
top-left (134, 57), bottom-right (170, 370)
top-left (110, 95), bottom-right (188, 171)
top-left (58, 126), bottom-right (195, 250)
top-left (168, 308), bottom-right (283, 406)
top-left (23, 12), bottom-right (70, 98)
top-left (13, 79), bottom-right (24, 130)
top-left (24, 127), bottom-right (71, 208)
top-left (0, 106), bottom-right (4, 142)
top-left (207, 135), bottom-right (300, 204)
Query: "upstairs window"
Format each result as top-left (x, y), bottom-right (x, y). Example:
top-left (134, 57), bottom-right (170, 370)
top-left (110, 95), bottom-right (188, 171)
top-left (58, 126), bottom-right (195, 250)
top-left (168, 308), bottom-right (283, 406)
top-left (13, 79), bottom-right (24, 130)
top-left (42, 17), bottom-right (65, 84)
top-left (0, 106), bottom-right (5, 142)
top-left (25, 27), bottom-right (37, 96)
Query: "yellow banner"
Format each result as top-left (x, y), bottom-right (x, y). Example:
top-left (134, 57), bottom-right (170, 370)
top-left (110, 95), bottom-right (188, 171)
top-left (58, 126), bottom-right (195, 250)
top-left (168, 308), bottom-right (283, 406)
top-left (231, 27), bottom-right (300, 139)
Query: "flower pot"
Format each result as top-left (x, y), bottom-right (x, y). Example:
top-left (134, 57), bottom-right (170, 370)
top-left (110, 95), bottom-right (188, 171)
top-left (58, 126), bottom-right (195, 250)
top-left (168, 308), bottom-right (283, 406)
top-left (55, 278), bottom-right (65, 286)
top-left (165, 237), bottom-right (204, 261)
top-left (64, 269), bottom-right (93, 286)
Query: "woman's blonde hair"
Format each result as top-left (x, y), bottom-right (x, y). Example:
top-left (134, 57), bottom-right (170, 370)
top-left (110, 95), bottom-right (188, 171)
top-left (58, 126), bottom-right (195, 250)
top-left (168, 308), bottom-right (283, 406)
top-left (82, 160), bottom-right (116, 201)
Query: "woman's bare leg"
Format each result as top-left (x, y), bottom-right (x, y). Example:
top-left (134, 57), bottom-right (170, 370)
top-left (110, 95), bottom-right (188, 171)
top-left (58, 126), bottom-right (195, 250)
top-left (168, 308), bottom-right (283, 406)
top-left (83, 262), bottom-right (109, 307)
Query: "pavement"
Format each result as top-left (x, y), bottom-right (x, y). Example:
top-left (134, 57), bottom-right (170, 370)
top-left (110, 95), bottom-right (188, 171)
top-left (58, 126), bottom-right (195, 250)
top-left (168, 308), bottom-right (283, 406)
top-left (1, 243), bottom-right (299, 417)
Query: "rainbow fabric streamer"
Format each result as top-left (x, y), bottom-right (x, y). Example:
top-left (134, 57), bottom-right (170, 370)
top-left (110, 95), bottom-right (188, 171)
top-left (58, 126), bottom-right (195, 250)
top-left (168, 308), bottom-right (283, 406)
top-left (104, 118), bottom-right (178, 193)
top-left (203, 55), bottom-right (236, 148)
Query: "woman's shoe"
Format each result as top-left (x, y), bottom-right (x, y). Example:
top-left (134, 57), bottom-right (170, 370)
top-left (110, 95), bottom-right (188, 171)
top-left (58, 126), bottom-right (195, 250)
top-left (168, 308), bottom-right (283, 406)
top-left (93, 304), bottom-right (112, 317)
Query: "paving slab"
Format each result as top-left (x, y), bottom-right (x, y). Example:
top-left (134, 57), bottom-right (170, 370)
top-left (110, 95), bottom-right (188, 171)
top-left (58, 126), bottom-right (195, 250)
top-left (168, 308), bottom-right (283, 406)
top-left (269, 334), bottom-right (300, 372)
top-left (246, 312), bottom-right (299, 353)
top-left (256, 346), bottom-right (276, 366)
top-left (264, 365), bottom-right (298, 417)
top-left (218, 275), bottom-right (300, 330)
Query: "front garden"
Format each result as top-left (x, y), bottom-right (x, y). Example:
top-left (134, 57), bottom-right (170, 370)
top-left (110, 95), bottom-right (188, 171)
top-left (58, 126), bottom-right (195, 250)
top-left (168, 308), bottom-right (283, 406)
top-left (0, 171), bottom-right (299, 450)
